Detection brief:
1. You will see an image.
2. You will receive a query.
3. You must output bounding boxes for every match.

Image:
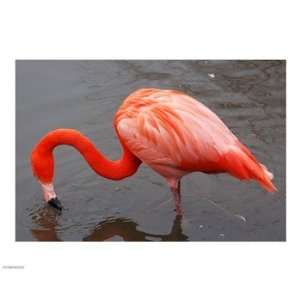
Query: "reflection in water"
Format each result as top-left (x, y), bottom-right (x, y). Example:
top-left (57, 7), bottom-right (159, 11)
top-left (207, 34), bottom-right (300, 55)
top-left (31, 206), bottom-right (61, 241)
top-left (31, 206), bottom-right (188, 241)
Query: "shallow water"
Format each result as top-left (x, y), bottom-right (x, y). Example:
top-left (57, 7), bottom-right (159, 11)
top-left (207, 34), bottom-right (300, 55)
top-left (16, 60), bottom-right (286, 241)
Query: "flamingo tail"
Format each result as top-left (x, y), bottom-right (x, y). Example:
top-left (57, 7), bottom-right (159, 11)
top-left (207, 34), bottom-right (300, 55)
top-left (223, 144), bottom-right (277, 192)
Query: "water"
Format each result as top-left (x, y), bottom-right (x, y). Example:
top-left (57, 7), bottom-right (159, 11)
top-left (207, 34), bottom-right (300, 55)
top-left (16, 60), bottom-right (286, 241)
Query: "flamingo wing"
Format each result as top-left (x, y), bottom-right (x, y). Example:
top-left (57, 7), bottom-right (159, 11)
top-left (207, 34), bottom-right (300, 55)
top-left (115, 88), bottom-right (276, 192)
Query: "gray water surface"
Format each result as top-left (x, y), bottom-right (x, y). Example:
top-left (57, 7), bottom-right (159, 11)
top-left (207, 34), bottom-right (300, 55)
top-left (16, 60), bottom-right (286, 241)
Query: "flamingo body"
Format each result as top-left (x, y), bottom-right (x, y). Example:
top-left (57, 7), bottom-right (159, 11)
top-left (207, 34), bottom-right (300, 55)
top-left (31, 88), bottom-right (276, 214)
top-left (115, 88), bottom-right (275, 192)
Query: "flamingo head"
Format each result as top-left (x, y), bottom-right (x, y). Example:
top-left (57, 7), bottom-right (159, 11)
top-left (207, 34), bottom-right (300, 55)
top-left (40, 182), bottom-right (63, 210)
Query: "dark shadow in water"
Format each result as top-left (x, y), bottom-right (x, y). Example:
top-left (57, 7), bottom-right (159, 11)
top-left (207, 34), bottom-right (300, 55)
top-left (83, 215), bottom-right (188, 241)
top-left (31, 206), bottom-right (188, 241)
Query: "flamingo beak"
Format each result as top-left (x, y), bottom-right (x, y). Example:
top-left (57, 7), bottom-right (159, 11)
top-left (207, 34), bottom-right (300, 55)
top-left (40, 182), bottom-right (62, 210)
top-left (48, 197), bottom-right (63, 210)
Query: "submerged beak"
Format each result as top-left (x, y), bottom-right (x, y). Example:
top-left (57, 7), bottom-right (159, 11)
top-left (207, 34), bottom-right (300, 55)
top-left (40, 182), bottom-right (62, 210)
top-left (48, 197), bottom-right (63, 210)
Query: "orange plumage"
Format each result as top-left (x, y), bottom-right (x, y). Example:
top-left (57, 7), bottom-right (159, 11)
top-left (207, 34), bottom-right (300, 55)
top-left (115, 88), bottom-right (276, 192)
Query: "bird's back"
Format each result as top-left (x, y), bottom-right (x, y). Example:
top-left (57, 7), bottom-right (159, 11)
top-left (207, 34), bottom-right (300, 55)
top-left (114, 88), bottom-right (276, 192)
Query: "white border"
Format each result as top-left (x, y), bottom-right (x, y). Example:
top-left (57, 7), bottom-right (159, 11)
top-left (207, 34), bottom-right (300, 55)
top-left (1, 1), bottom-right (298, 299)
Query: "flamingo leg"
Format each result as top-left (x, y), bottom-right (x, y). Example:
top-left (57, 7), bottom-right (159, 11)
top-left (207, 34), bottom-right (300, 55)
top-left (170, 180), bottom-right (183, 216)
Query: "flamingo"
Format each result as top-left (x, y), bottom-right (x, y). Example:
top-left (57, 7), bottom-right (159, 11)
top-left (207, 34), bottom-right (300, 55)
top-left (31, 88), bottom-right (276, 215)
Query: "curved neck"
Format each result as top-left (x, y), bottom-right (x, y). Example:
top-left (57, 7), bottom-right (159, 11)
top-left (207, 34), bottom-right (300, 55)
top-left (31, 128), bottom-right (142, 184)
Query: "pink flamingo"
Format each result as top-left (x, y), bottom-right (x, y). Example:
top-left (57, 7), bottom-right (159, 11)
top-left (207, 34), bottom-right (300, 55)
top-left (31, 88), bottom-right (276, 214)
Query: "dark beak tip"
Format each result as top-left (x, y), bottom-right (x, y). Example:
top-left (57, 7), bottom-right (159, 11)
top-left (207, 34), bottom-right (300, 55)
top-left (48, 197), bottom-right (63, 211)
